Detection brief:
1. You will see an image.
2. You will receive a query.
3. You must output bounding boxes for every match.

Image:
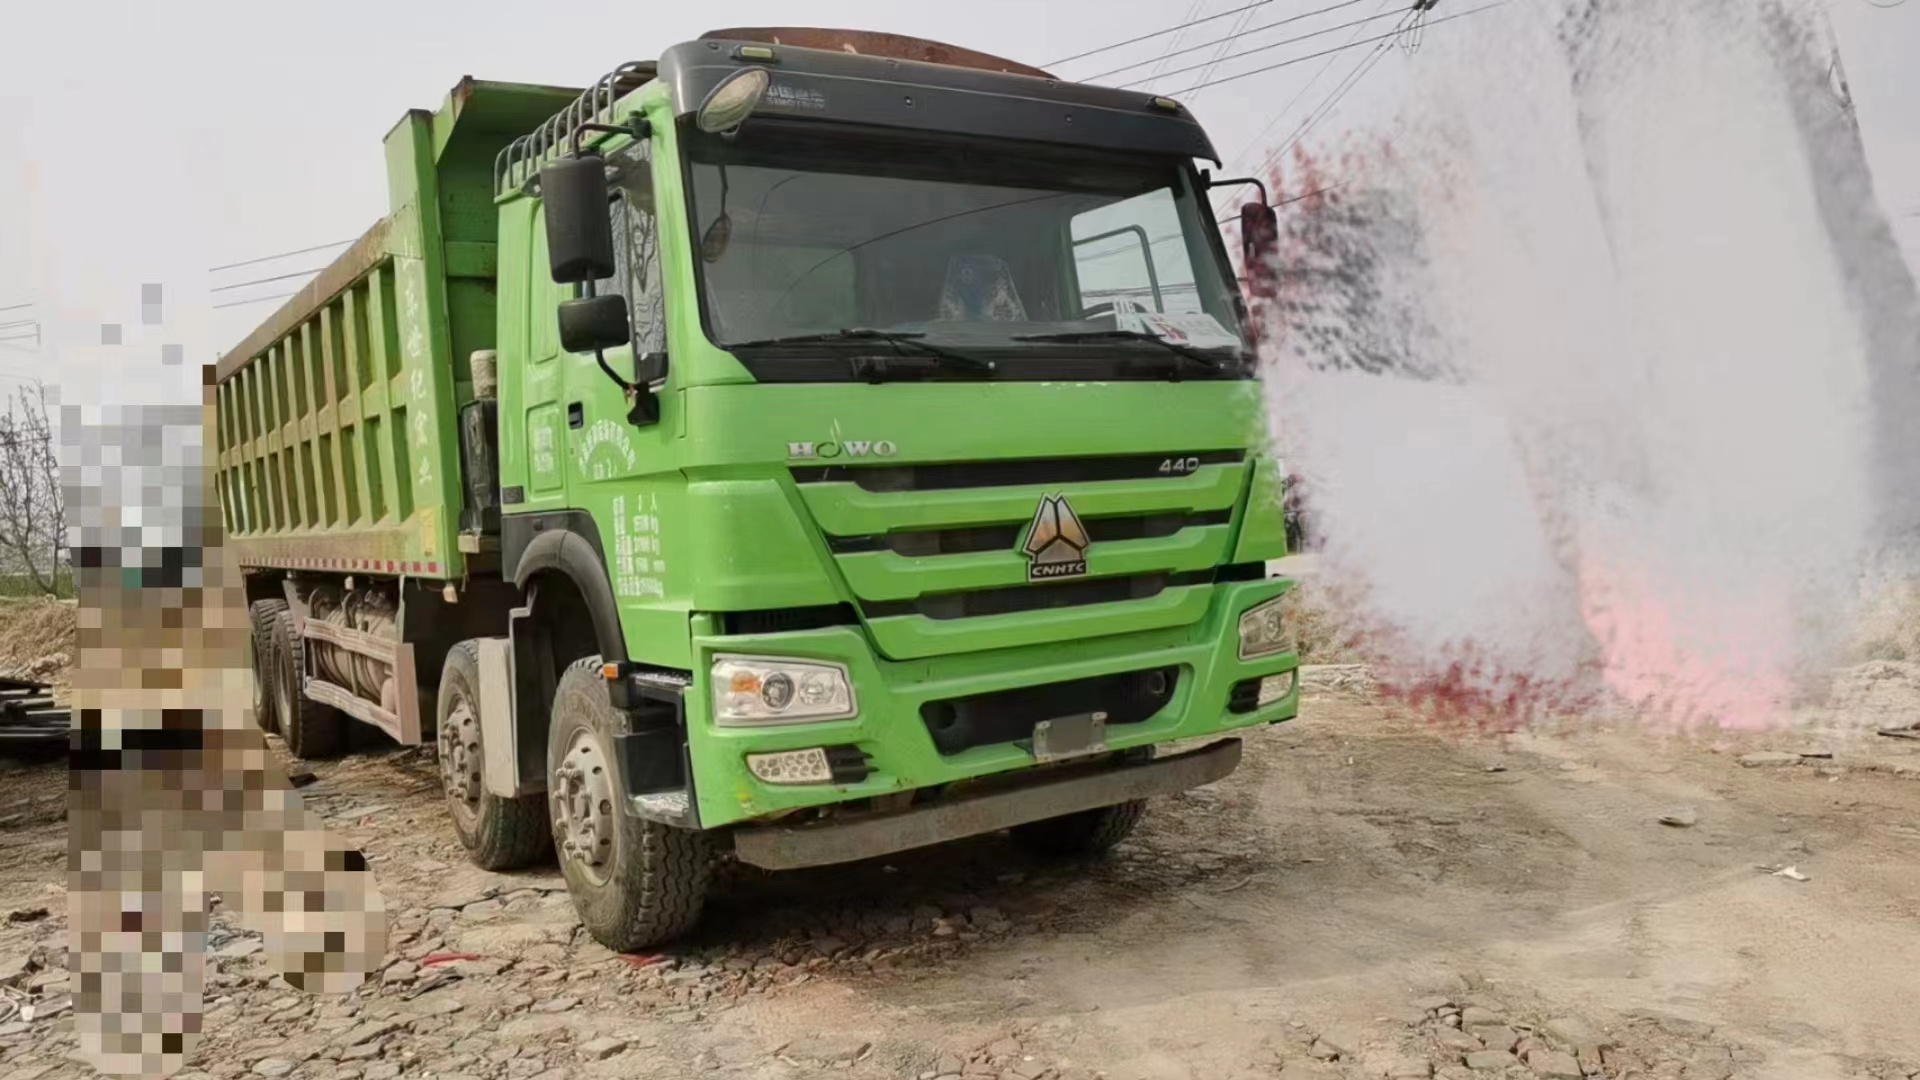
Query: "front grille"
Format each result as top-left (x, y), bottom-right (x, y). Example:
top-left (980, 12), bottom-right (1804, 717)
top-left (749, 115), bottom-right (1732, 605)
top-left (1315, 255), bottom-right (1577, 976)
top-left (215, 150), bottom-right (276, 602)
top-left (719, 604), bottom-right (860, 635)
top-left (793, 450), bottom-right (1244, 492)
top-left (862, 569), bottom-right (1216, 621)
top-left (921, 666), bottom-right (1180, 755)
top-left (827, 508), bottom-right (1233, 557)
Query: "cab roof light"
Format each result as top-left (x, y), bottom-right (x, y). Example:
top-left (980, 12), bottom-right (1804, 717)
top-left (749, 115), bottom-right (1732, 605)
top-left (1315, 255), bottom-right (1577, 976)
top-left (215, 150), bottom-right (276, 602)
top-left (1149, 96), bottom-right (1181, 112)
top-left (734, 45), bottom-right (778, 62)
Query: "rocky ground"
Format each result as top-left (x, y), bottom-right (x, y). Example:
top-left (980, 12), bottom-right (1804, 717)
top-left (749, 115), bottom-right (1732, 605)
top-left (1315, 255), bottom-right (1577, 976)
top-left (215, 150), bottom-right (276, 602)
top-left (4, 662), bottom-right (1920, 1080)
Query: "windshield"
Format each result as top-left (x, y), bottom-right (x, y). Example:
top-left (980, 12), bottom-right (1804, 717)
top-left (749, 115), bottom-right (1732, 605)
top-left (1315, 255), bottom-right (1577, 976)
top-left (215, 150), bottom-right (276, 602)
top-left (682, 123), bottom-right (1248, 377)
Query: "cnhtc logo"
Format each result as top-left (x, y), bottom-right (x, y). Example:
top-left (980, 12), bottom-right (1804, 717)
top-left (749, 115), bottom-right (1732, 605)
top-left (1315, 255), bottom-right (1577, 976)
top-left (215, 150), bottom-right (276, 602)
top-left (787, 440), bottom-right (897, 460)
top-left (1021, 495), bottom-right (1090, 581)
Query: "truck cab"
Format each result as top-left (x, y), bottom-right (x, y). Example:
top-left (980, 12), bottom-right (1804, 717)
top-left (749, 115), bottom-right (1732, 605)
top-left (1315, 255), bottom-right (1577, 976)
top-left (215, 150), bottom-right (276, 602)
top-left (218, 28), bottom-right (1299, 951)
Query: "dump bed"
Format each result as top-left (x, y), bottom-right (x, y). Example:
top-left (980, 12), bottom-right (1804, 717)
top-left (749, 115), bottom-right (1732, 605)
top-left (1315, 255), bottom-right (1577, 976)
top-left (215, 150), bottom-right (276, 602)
top-left (211, 78), bottom-right (580, 580)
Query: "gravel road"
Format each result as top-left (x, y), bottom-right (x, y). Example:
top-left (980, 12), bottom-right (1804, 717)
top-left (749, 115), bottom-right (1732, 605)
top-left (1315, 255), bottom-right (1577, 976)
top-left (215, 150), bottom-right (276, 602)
top-left (4, 667), bottom-right (1919, 1080)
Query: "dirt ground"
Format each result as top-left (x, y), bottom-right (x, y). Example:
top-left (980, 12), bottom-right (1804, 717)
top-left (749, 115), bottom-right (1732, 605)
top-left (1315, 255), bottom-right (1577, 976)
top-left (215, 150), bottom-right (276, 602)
top-left (0, 598), bottom-right (76, 700)
top-left (5, 657), bottom-right (1920, 1080)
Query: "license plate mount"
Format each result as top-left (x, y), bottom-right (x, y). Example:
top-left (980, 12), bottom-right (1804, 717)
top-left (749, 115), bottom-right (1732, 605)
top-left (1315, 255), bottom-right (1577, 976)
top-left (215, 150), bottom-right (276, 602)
top-left (1030, 711), bottom-right (1110, 763)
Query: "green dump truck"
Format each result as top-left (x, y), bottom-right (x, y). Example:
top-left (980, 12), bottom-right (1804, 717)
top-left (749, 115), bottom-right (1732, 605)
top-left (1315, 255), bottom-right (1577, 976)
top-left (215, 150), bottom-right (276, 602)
top-left (214, 27), bottom-right (1300, 949)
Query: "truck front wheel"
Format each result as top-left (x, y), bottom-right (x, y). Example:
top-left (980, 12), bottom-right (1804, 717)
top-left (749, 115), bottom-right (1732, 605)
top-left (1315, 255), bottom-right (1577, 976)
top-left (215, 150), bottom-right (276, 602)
top-left (548, 658), bottom-right (712, 951)
top-left (1010, 799), bottom-right (1148, 857)
top-left (438, 641), bottom-right (551, 870)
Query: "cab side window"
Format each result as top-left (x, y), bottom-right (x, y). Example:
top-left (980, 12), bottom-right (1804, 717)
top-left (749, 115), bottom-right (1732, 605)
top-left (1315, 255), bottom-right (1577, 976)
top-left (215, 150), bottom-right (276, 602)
top-left (1068, 188), bottom-right (1201, 318)
top-left (594, 142), bottom-right (666, 376)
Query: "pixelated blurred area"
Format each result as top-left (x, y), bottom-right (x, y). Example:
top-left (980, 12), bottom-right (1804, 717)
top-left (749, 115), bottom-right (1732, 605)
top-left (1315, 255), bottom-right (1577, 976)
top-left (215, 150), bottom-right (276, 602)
top-left (53, 397), bottom-right (385, 1077)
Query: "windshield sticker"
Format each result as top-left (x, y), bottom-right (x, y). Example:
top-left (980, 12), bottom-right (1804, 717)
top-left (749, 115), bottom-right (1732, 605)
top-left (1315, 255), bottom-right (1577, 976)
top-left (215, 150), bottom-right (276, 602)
top-left (1111, 300), bottom-right (1241, 349)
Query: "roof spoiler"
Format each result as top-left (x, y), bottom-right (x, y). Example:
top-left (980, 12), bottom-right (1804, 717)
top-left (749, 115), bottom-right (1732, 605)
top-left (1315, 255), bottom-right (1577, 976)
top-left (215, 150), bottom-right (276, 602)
top-left (699, 27), bottom-right (1055, 80)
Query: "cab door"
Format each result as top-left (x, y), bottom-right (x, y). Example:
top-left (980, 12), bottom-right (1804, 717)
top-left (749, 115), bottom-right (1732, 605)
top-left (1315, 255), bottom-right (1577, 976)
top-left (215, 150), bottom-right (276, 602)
top-left (495, 198), bottom-right (569, 524)
top-left (558, 136), bottom-right (688, 650)
top-left (508, 207), bottom-right (570, 514)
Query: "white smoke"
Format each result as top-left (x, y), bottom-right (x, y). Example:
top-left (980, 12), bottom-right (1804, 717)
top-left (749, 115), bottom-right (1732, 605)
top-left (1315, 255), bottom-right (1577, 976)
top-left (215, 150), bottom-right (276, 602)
top-left (1262, 0), bottom-right (1920, 730)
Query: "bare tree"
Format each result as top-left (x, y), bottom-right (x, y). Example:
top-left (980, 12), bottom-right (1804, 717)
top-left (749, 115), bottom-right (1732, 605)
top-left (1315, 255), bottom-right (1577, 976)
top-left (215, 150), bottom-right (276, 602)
top-left (0, 382), bottom-right (65, 595)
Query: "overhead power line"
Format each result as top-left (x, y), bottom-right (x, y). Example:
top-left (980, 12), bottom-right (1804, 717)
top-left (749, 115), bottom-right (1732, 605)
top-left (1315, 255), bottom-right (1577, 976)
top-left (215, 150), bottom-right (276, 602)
top-left (1088, 0), bottom-right (1376, 81)
top-left (1164, 0), bottom-right (1504, 97)
top-left (0, 302), bottom-right (32, 314)
top-left (1261, 17), bottom-right (1411, 171)
top-left (1047, 0), bottom-right (1276, 66)
top-left (213, 291), bottom-right (299, 311)
top-left (1185, 3), bottom-right (1268, 94)
top-left (1211, 0), bottom-right (1400, 218)
top-left (211, 268), bottom-right (326, 294)
top-left (1116, 6), bottom-right (1415, 87)
top-left (208, 238), bottom-right (353, 274)
top-left (1137, 0), bottom-right (1211, 91)
top-left (1258, 3), bottom-right (1453, 173)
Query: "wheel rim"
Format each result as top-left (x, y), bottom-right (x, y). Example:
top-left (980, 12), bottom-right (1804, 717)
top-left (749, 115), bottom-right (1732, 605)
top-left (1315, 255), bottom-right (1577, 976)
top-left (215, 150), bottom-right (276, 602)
top-left (439, 696), bottom-right (484, 829)
top-left (552, 725), bottom-right (617, 886)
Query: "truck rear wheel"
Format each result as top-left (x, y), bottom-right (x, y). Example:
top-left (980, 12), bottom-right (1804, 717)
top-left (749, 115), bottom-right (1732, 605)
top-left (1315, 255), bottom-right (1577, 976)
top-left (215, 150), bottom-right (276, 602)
top-left (248, 599), bottom-right (288, 734)
top-left (438, 640), bottom-right (550, 870)
top-left (272, 610), bottom-right (345, 759)
top-left (548, 657), bottom-right (712, 951)
top-left (1010, 799), bottom-right (1147, 857)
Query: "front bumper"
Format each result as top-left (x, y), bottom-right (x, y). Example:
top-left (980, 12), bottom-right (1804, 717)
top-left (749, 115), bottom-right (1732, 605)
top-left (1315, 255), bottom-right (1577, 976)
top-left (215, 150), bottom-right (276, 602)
top-left (733, 738), bottom-right (1242, 869)
top-left (680, 576), bottom-right (1299, 829)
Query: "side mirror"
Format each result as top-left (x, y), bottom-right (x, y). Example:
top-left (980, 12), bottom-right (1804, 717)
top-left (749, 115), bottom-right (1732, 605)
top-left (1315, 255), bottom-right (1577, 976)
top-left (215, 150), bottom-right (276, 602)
top-left (1239, 202), bottom-right (1279, 299)
top-left (558, 294), bottom-right (631, 354)
top-left (543, 154), bottom-right (616, 284)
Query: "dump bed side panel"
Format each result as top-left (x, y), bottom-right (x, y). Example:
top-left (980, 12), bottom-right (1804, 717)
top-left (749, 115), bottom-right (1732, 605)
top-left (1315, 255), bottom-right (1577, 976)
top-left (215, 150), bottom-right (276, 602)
top-left (213, 111), bottom-right (466, 579)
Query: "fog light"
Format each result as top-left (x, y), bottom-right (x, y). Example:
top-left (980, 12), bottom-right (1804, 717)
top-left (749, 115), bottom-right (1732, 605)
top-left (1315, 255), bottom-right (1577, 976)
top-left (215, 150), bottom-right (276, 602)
top-left (746, 747), bottom-right (834, 785)
top-left (1256, 671), bottom-right (1296, 708)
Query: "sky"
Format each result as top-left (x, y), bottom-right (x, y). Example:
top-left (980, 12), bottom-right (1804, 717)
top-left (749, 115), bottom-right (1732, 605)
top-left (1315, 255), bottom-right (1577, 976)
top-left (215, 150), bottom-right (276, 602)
top-left (1, 0), bottom-right (1916, 410)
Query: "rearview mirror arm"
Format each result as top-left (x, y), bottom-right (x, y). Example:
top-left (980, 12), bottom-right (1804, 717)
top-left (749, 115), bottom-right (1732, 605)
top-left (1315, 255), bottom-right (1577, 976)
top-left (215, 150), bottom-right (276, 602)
top-left (1202, 174), bottom-right (1271, 207)
top-left (569, 278), bottom-right (660, 426)
top-left (570, 117), bottom-right (652, 157)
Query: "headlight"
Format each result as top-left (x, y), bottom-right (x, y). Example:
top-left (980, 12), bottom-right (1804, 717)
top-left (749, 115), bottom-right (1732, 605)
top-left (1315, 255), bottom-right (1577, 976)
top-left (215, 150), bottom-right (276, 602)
top-left (711, 656), bottom-right (856, 725)
top-left (1237, 596), bottom-right (1297, 660)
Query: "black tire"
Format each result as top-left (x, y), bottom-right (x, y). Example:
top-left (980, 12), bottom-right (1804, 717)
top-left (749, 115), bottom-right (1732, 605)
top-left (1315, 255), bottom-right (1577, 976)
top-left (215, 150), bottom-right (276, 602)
top-left (548, 657), bottom-right (712, 951)
top-left (438, 640), bottom-right (550, 871)
top-left (248, 598), bottom-right (288, 734)
top-left (272, 610), bottom-right (345, 759)
top-left (1010, 799), bottom-right (1148, 857)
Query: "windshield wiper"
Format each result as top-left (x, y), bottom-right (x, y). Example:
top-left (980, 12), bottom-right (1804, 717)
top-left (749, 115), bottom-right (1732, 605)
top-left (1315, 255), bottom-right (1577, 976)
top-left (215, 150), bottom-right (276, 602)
top-left (727, 328), bottom-right (995, 377)
top-left (1012, 329), bottom-right (1239, 374)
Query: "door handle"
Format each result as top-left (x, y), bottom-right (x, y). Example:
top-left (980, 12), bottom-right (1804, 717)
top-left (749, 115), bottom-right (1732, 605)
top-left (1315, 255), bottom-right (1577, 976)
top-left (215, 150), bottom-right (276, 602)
top-left (567, 402), bottom-right (584, 429)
